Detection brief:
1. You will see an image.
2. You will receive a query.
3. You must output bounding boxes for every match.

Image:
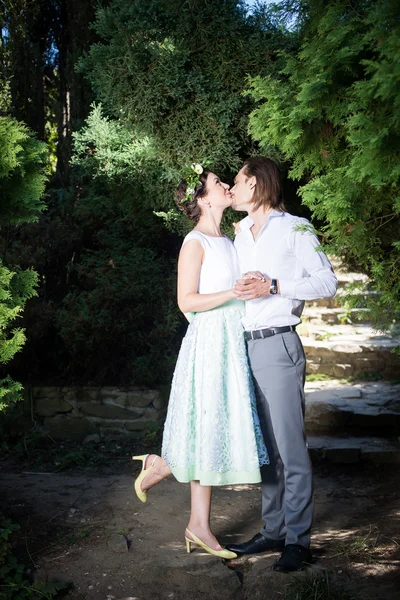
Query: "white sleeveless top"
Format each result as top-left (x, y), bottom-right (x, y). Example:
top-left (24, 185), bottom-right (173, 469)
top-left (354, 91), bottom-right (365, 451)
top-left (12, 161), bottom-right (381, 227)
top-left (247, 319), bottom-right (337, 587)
top-left (182, 231), bottom-right (241, 294)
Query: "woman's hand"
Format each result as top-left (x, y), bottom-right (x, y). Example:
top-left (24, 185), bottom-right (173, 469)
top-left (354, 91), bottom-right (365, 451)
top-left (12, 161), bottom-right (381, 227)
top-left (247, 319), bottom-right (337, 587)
top-left (230, 287), bottom-right (242, 299)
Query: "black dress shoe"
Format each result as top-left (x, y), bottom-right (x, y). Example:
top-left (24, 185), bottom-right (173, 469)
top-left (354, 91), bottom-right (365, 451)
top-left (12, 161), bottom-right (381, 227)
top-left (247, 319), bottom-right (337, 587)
top-left (273, 544), bottom-right (312, 572)
top-left (225, 533), bottom-right (285, 555)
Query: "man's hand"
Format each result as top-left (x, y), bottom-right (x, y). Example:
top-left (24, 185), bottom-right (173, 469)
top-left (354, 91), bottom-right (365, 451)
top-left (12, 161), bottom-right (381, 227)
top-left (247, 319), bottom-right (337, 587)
top-left (235, 274), bottom-right (272, 300)
top-left (243, 271), bottom-right (267, 281)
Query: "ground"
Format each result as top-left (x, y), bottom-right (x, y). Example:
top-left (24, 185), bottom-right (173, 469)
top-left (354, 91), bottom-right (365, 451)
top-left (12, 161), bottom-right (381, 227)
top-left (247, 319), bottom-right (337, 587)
top-left (1, 442), bottom-right (399, 600)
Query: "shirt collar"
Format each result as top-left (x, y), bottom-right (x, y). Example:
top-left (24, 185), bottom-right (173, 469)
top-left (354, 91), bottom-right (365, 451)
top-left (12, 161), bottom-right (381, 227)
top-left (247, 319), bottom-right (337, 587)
top-left (240, 210), bottom-right (285, 230)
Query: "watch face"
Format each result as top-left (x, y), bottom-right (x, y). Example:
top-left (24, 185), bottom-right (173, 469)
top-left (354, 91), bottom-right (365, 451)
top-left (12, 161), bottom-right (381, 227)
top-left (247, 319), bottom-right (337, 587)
top-left (270, 278), bottom-right (278, 294)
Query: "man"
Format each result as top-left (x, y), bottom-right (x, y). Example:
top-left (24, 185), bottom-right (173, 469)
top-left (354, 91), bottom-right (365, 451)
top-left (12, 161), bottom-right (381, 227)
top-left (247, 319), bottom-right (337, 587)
top-left (226, 157), bottom-right (337, 572)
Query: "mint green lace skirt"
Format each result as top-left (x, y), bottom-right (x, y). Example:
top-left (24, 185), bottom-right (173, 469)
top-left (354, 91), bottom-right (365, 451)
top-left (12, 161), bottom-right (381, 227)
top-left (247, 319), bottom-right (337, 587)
top-left (161, 300), bottom-right (269, 485)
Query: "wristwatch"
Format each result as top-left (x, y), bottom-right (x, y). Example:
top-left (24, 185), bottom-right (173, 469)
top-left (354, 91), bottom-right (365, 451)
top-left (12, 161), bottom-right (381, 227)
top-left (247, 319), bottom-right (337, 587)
top-left (269, 279), bottom-right (278, 295)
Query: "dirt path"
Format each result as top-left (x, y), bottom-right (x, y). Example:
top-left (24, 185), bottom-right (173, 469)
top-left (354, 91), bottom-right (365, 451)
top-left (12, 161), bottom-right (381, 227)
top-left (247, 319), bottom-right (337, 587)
top-left (1, 461), bottom-right (399, 600)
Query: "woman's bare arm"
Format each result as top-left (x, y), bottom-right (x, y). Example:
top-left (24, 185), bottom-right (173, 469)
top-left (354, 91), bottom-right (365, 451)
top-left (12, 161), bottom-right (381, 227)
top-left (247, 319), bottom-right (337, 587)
top-left (177, 240), bottom-right (238, 313)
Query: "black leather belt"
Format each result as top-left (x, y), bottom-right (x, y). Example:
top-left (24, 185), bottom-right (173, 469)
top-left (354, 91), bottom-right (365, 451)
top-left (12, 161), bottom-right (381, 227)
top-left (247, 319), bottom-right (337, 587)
top-left (244, 325), bottom-right (296, 341)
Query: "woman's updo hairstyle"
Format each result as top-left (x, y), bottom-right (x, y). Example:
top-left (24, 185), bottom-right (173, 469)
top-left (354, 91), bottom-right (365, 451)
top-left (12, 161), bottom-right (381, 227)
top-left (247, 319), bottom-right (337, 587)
top-left (175, 169), bottom-right (210, 224)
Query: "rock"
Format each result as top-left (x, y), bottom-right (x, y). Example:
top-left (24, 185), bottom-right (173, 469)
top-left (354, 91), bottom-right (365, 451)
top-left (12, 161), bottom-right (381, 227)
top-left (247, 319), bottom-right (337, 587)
top-left (83, 433), bottom-right (101, 445)
top-left (308, 434), bottom-right (400, 464)
top-left (63, 390), bottom-right (78, 404)
top-left (121, 430), bottom-right (144, 439)
top-left (106, 533), bottom-right (130, 553)
top-left (77, 388), bottom-right (101, 402)
top-left (35, 395), bottom-right (74, 417)
top-left (312, 363), bottom-right (336, 376)
top-left (332, 363), bottom-right (353, 378)
top-left (305, 380), bottom-right (400, 434)
top-left (135, 551), bottom-right (242, 599)
top-left (242, 555), bottom-right (313, 600)
top-left (43, 416), bottom-right (96, 441)
top-left (98, 426), bottom-right (129, 439)
top-left (306, 390), bottom-right (334, 403)
top-left (153, 393), bottom-right (168, 410)
top-left (333, 344), bottom-right (363, 354)
top-left (354, 357), bottom-right (384, 371)
top-left (383, 365), bottom-right (400, 379)
top-left (301, 320), bottom-right (400, 380)
top-left (124, 420), bottom-right (154, 431)
top-left (333, 387), bottom-right (361, 399)
top-left (80, 403), bottom-right (143, 419)
top-left (307, 362), bottom-right (321, 374)
top-left (297, 323), bottom-right (310, 336)
top-left (323, 447), bottom-right (361, 464)
top-left (362, 449), bottom-right (400, 463)
top-left (34, 387), bottom-right (60, 399)
top-left (100, 387), bottom-right (121, 399)
top-left (114, 390), bottom-right (156, 409)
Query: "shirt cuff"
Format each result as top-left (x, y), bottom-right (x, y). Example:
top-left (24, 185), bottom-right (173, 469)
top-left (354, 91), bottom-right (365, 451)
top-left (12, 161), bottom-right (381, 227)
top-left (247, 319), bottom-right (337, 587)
top-left (278, 278), bottom-right (297, 299)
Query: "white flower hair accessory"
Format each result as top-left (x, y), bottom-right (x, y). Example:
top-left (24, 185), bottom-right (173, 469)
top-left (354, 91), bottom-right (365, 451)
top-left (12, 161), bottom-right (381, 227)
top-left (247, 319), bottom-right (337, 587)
top-left (180, 163), bottom-right (206, 203)
top-left (191, 163), bottom-right (204, 175)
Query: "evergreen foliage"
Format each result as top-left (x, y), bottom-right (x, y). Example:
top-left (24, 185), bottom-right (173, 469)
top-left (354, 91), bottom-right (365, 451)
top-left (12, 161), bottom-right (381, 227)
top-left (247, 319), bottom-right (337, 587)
top-left (79, 0), bottom-right (291, 187)
top-left (0, 115), bottom-right (47, 408)
top-left (247, 0), bottom-right (400, 334)
top-left (0, 116), bottom-right (47, 226)
top-left (49, 105), bottom-right (182, 384)
top-left (5, 0), bottom-right (399, 386)
top-left (1, 0), bottom-right (293, 386)
top-left (36, 1), bottom-right (294, 383)
top-left (0, 0), bottom-right (96, 175)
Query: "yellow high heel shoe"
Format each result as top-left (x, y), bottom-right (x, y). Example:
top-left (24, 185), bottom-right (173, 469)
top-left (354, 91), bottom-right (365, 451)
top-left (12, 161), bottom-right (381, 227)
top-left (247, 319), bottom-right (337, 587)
top-left (132, 454), bottom-right (158, 503)
top-left (185, 528), bottom-right (237, 560)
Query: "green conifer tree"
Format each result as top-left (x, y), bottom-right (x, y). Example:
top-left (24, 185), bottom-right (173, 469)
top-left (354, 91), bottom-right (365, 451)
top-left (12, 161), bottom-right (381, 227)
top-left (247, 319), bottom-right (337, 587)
top-left (0, 114), bottom-right (47, 408)
top-left (247, 0), bottom-right (400, 335)
top-left (78, 0), bottom-right (290, 183)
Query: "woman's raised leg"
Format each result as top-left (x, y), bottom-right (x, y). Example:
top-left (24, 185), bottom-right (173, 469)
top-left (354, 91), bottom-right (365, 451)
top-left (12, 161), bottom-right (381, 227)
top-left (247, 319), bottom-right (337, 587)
top-left (132, 454), bottom-right (172, 502)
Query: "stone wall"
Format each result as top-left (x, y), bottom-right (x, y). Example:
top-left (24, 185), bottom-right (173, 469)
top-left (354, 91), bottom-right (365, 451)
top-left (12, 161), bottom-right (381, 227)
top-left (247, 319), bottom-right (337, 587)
top-left (23, 386), bottom-right (168, 443)
top-left (304, 342), bottom-right (400, 380)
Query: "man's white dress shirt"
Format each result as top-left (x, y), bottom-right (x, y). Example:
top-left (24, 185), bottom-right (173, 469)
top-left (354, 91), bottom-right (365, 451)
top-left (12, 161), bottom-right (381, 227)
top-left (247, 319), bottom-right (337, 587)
top-left (234, 210), bottom-right (338, 331)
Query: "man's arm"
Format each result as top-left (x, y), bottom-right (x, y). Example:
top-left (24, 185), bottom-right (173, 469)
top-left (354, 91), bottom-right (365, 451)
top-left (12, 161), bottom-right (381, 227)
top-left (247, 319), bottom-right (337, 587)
top-left (279, 228), bottom-right (338, 300)
top-left (234, 227), bottom-right (337, 301)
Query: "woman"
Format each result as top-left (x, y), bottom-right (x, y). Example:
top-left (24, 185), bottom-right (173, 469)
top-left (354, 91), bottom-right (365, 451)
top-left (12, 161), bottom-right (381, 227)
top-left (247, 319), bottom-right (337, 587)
top-left (132, 166), bottom-right (268, 560)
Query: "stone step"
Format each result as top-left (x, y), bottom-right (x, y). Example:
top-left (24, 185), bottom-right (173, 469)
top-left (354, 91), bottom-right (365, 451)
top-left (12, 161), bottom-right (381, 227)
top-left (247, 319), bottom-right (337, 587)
top-left (336, 271), bottom-right (369, 289)
top-left (299, 323), bottom-right (400, 379)
top-left (308, 288), bottom-right (379, 309)
top-left (305, 379), bottom-right (400, 434)
top-left (302, 306), bottom-right (370, 326)
top-left (311, 262), bottom-right (369, 310)
top-left (300, 321), bottom-right (400, 342)
top-left (307, 435), bottom-right (400, 464)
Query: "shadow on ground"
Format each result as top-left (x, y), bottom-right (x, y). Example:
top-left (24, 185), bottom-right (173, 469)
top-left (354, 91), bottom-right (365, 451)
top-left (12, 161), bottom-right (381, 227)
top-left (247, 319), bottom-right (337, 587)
top-left (1, 452), bottom-right (399, 600)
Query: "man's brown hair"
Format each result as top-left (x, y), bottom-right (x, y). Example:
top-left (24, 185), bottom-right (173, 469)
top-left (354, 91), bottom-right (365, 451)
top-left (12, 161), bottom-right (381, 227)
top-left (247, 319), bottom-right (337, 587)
top-left (242, 156), bottom-right (285, 212)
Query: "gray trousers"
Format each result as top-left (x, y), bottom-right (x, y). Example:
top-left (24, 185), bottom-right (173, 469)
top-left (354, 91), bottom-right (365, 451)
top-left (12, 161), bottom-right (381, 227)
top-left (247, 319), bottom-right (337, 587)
top-left (247, 330), bottom-right (313, 549)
